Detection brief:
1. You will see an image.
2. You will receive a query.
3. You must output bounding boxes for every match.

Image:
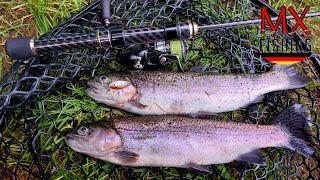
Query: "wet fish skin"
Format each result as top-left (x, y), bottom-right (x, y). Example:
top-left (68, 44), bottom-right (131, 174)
top-left (66, 104), bottom-right (314, 168)
top-left (86, 66), bottom-right (311, 115)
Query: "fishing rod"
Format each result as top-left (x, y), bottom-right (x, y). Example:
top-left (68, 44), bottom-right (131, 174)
top-left (5, 12), bottom-right (320, 60)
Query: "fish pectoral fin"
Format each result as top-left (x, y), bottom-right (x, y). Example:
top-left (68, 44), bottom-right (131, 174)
top-left (237, 150), bottom-right (265, 165)
top-left (186, 163), bottom-right (212, 173)
top-left (128, 100), bottom-right (148, 109)
top-left (114, 151), bottom-right (139, 163)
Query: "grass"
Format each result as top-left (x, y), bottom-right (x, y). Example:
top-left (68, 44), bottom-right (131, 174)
top-left (0, 0), bottom-right (319, 179)
top-left (268, 0), bottom-right (320, 52)
top-left (0, 0), bottom-right (89, 74)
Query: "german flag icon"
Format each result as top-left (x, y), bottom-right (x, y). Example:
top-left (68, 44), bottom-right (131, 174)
top-left (261, 53), bottom-right (311, 65)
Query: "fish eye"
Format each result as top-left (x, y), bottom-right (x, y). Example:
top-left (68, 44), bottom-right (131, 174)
top-left (99, 76), bottom-right (109, 83)
top-left (77, 126), bottom-right (90, 136)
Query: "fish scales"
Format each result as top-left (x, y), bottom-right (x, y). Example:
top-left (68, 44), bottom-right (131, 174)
top-left (130, 71), bottom-right (288, 114)
top-left (113, 116), bottom-right (278, 135)
top-left (114, 116), bottom-right (286, 166)
top-left (67, 105), bottom-right (314, 169)
top-left (86, 66), bottom-right (311, 115)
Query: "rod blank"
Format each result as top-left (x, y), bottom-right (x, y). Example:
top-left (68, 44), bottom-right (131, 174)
top-left (5, 12), bottom-right (320, 60)
top-left (5, 21), bottom-right (197, 60)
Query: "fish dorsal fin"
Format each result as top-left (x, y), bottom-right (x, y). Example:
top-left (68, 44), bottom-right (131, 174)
top-left (237, 150), bottom-right (265, 165)
top-left (114, 151), bottom-right (139, 163)
top-left (187, 163), bottom-right (212, 173)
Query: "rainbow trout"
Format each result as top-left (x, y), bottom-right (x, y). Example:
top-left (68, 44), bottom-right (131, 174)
top-left (66, 104), bottom-right (314, 171)
top-left (86, 66), bottom-right (311, 115)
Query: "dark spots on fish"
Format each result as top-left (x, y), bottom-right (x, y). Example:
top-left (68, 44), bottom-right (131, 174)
top-left (150, 146), bottom-right (160, 153)
top-left (114, 151), bottom-right (139, 163)
top-left (115, 116), bottom-right (262, 135)
top-left (132, 71), bottom-right (212, 85)
top-left (90, 119), bottom-right (116, 130)
top-left (133, 134), bottom-right (156, 140)
top-left (115, 91), bottom-right (121, 96)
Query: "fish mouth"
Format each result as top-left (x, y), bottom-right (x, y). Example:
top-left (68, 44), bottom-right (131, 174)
top-left (87, 81), bottom-right (100, 92)
top-left (86, 81), bottom-right (107, 99)
top-left (66, 135), bottom-right (85, 153)
top-left (66, 135), bottom-right (105, 158)
top-left (66, 137), bottom-right (76, 149)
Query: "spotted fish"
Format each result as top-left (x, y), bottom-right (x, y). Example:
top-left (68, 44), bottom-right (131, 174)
top-left (66, 104), bottom-right (314, 171)
top-left (86, 66), bottom-right (311, 116)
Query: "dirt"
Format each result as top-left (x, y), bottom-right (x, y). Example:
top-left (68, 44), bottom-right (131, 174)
top-left (0, 1), bottom-right (38, 73)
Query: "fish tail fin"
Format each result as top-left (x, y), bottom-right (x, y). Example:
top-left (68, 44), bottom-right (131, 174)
top-left (272, 104), bottom-right (314, 158)
top-left (271, 65), bottom-right (312, 88)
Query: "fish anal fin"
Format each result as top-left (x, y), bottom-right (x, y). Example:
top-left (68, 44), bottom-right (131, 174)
top-left (186, 163), bottom-right (212, 173)
top-left (128, 100), bottom-right (148, 109)
top-left (114, 151), bottom-right (139, 163)
top-left (237, 150), bottom-right (265, 165)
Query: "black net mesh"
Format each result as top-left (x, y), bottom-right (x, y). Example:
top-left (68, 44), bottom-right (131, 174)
top-left (1, 0), bottom-right (320, 179)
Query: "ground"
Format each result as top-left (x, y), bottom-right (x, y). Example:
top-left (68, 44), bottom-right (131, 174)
top-left (0, 0), bottom-right (90, 74)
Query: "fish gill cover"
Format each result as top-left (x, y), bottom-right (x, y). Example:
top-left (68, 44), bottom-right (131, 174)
top-left (0, 0), bottom-right (319, 179)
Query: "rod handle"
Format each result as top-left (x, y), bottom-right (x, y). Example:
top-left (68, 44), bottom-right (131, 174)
top-left (5, 38), bottom-right (35, 60)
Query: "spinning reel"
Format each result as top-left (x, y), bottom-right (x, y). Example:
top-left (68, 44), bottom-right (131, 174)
top-left (119, 40), bottom-right (187, 70)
